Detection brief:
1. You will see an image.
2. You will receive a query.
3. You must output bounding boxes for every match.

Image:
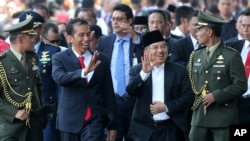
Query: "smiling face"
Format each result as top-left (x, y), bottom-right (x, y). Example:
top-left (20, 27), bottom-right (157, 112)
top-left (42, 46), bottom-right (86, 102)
top-left (68, 23), bottom-right (90, 55)
top-left (145, 41), bottom-right (168, 67)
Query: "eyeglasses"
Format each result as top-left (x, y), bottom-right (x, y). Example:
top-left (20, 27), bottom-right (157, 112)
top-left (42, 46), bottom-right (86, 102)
top-left (43, 36), bottom-right (61, 44)
top-left (110, 17), bottom-right (128, 22)
top-left (146, 45), bottom-right (167, 50)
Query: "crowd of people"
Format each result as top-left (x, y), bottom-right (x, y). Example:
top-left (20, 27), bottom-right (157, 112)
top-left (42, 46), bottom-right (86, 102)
top-left (0, 0), bottom-right (250, 141)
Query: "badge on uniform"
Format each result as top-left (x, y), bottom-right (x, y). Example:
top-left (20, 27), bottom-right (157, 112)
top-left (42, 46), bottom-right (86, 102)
top-left (216, 55), bottom-right (224, 64)
top-left (9, 67), bottom-right (19, 74)
top-left (194, 58), bottom-right (202, 66)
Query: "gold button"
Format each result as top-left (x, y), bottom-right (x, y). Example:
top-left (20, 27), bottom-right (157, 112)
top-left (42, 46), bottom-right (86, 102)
top-left (28, 88), bottom-right (31, 90)
top-left (14, 79), bottom-right (17, 82)
top-left (205, 81), bottom-right (208, 84)
top-left (26, 76), bottom-right (29, 79)
top-left (217, 76), bottom-right (221, 80)
top-left (217, 71), bottom-right (220, 73)
top-left (194, 69), bottom-right (197, 72)
top-left (49, 96), bottom-right (52, 99)
top-left (205, 70), bottom-right (208, 74)
top-left (225, 103), bottom-right (228, 106)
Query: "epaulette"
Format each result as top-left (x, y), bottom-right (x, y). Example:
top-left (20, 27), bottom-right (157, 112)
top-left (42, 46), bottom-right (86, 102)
top-left (44, 42), bottom-right (59, 48)
top-left (224, 45), bottom-right (237, 52)
top-left (0, 52), bottom-right (6, 59)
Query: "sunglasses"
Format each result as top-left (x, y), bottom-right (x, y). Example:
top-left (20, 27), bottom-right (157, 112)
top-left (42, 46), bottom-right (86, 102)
top-left (43, 36), bottom-right (61, 44)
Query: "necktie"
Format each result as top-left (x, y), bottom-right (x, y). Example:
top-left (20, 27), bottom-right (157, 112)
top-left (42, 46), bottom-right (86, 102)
top-left (115, 39), bottom-right (126, 96)
top-left (20, 54), bottom-right (27, 70)
top-left (206, 48), bottom-right (210, 63)
top-left (245, 48), bottom-right (250, 79)
top-left (78, 56), bottom-right (91, 121)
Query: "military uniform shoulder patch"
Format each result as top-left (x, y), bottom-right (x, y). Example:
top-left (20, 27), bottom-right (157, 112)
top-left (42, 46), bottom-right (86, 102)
top-left (224, 45), bottom-right (237, 52)
top-left (0, 52), bottom-right (6, 59)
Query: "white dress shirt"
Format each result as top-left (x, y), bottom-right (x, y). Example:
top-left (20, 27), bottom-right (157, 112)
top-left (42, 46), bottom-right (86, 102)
top-left (140, 64), bottom-right (170, 121)
top-left (241, 40), bottom-right (250, 96)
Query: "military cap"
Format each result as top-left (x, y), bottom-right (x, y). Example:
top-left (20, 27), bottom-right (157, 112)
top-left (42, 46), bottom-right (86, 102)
top-left (133, 16), bottom-right (148, 25)
top-left (143, 30), bottom-right (164, 47)
top-left (196, 10), bottom-right (228, 29)
top-left (19, 11), bottom-right (45, 28)
top-left (4, 15), bottom-right (37, 36)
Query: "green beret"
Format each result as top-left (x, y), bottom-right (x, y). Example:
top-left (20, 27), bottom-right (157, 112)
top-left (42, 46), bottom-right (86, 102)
top-left (196, 10), bottom-right (228, 29)
top-left (4, 15), bottom-right (37, 36)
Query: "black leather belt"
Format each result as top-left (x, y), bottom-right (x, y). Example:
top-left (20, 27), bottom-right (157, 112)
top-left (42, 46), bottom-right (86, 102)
top-left (153, 119), bottom-right (171, 126)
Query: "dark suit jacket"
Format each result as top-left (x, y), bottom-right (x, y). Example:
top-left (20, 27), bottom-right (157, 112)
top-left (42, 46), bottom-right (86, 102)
top-left (126, 62), bottom-right (194, 141)
top-left (224, 39), bottom-right (244, 52)
top-left (189, 42), bottom-right (247, 127)
top-left (169, 35), bottom-right (194, 66)
top-left (52, 48), bottom-right (116, 133)
top-left (96, 34), bottom-right (144, 66)
top-left (220, 18), bottom-right (238, 41)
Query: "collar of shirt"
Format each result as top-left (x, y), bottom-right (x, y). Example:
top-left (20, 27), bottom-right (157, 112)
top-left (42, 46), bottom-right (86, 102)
top-left (171, 26), bottom-right (185, 37)
top-left (244, 40), bottom-right (250, 49)
top-left (207, 41), bottom-right (221, 58)
top-left (115, 34), bottom-right (130, 43)
top-left (72, 48), bottom-right (92, 62)
top-left (153, 63), bottom-right (165, 72)
top-left (190, 34), bottom-right (198, 50)
top-left (10, 47), bottom-right (22, 61)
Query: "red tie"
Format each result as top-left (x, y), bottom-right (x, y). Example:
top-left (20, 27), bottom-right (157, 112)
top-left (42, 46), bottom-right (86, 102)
top-left (78, 56), bottom-right (91, 121)
top-left (245, 50), bottom-right (250, 79)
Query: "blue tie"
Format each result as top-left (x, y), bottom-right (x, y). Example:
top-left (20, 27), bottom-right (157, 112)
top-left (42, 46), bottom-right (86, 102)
top-left (115, 39), bottom-right (126, 96)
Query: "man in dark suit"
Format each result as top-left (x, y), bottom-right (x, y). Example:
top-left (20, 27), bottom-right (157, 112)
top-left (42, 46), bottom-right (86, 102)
top-left (170, 10), bottom-right (199, 66)
top-left (0, 15), bottom-right (47, 141)
top-left (188, 11), bottom-right (247, 141)
top-left (147, 10), bottom-right (177, 57)
top-left (52, 18), bottom-right (117, 141)
top-left (225, 10), bottom-right (250, 125)
top-left (96, 4), bottom-right (143, 141)
top-left (126, 30), bottom-right (194, 141)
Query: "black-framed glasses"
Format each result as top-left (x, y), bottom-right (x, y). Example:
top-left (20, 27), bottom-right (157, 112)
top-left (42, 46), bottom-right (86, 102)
top-left (110, 17), bottom-right (128, 22)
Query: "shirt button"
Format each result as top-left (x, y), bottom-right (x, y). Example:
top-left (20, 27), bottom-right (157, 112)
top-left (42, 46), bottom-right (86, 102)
top-left (205, 70), bottom-right (208, 74)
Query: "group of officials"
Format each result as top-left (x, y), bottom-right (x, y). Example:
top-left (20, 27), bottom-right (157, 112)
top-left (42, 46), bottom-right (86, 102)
top-left (0, 2), bottom-right (249, 141)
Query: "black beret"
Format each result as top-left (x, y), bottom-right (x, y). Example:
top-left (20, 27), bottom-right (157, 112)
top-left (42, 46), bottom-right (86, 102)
top-left (133, 16), bottom-right (148, 25)
top-left (19, 11), bottom-right (45, 28)
top-left (143, 30), bottom-right (164, 47)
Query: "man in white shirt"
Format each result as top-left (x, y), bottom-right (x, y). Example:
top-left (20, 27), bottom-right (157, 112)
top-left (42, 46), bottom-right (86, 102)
top-left (126, 30), bottom-right (194, 141)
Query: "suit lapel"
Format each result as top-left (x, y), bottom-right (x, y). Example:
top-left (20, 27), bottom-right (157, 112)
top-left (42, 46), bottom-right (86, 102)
top-left (164, 62), bottom-right (174, 100)
top-left (107, 35), bottom-right (116, 64)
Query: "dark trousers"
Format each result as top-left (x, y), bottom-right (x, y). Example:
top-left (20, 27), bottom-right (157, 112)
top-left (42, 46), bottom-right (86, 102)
top-left (43, 115), bottom-right (61, 141)
top-left (115, 94), bottom-right (135, 141)
top-left (237, 97), bottom-right (250, 124)
top-left (150, 119), bottom-right (185, 141)
top-left (189, 126), bottom-right (229, 141)
top-left (60, 115), bottom-right (105, 141)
